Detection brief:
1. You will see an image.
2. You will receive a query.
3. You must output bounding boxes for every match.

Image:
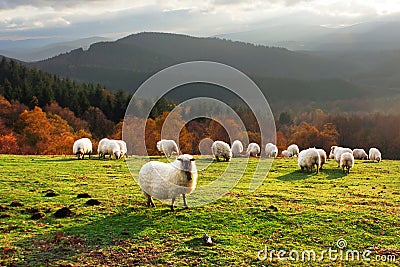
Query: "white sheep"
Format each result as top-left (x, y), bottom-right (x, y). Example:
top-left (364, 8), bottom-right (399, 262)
top-left (265, 143), bottom-right (278, 158)
top-left (329, 145), bottom-right (338, 159)
top-left (73, 138), bottom-right (92, 159)
top-left (212, 141), bottom-right (232, 161)
top-left (334, 147), bottom-right (353, 166)
top-left (231, 140), bottom-right (244, 158)
top-left (281, 150), bottom-right (292, 158)
top-left (287, 144), bottom-right (299, 157)
top-left (113, 140), bottom-right (128, 158)
top-left (316, 148), bottom-right (327, 170)
top-left (369, 148), bottom-right (382, 162)
top-left (298, 148), bottom-right (321, 174)
top-left (98, 138), bottom-right (121, 159)
top-left (157, 139), bottom-right (180, 158)
top-left (138, 154), bottom-right (197, 211)
top-left (246, 142), bottom-right (261, 157)
top-left (352, 148), bottom-right (368, 160)
top-left (340, 152), bottom-right (354, 174)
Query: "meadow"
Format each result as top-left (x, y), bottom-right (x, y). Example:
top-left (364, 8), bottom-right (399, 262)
top-left (0, 155), bottom-right (399, 266)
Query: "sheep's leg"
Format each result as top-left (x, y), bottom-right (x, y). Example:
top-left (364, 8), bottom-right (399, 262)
top-left (146, 195), bottom-right (155, 207)
top-left (216, 156), bottom-right (219, 162)
top-left (170, 198), bottom-right (175, 211)
top-left (88, 153), bottom-right (91, 159)
top-left (182, 194), bottom-right (188, 209)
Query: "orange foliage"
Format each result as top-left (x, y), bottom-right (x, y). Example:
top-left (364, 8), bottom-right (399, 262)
top-left (0, 132), bottom-right (20, 154)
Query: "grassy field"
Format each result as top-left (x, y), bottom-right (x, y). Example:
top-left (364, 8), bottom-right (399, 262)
top-left (0, 155), bottom-right (399, 266)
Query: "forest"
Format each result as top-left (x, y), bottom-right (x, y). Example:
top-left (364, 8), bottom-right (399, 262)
top-left (0, 57), bottom-right (399, 158)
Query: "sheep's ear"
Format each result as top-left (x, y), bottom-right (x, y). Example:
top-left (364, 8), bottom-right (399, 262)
top-left (190, 158), bottom-right (195, 161)
top-left (177, 158), bottom-right (183, 161)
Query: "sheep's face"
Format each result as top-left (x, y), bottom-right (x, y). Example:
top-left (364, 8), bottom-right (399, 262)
top-left (177, 154), bottom-right (196, 179)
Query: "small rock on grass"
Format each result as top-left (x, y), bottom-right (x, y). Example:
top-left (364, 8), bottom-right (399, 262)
top-left (268, 205), bottom-right (278, 212)
top-left (85, 199), bottom-right (101, 206)
top-left (44, 192), bottom-right (59, 197)
top-left (0, 213), bottom-right (11, 218)
top-left (54, 207), bottom-right (73, 218)
top-left (202, 234), bottom-right (215, 246)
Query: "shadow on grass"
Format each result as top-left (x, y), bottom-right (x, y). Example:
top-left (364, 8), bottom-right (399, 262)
top-left (277, 170), bottom-right (315, 181)
top-left (324, 168), bottom-right (347, 180)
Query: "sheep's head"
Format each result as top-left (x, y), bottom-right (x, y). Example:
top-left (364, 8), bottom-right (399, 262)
top-left (177, 154), bottom-right (196, 180)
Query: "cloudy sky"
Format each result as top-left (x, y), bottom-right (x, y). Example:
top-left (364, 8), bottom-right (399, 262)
top-left (1, 0), bottom-right (400, 41)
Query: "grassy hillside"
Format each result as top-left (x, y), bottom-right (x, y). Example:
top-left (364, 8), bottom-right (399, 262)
top-left (1, 155), bottom-right (399, 266)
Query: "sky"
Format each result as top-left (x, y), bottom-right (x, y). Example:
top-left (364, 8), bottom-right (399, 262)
top-left (0, 0), bottom-right (400, 41)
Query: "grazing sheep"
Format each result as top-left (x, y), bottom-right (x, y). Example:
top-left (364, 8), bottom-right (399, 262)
top-left (247, 142), bottom-right (261, 157)
top-left (316, 148), bottom-right (327, 170)
top-left (334, 147), bottom-right (353, 166)
top-left (138, 154), bottom-right (197, 211)
top-left (340, 152), bottom-right (354, 174)
top-left (265, 143), bottom-right (278, 158)
top-left (212, 141), bottom-right (232, 161)
top-left (287, 144), bottom-right (299, 157)
top-left (298, 148), bottom-right (321, 174)
top-left (73, 138), bottom-right (92, 159)
top-left (114, 140), bottom-right (128, 158)
top-left (369, 148), bottom-right (382, 162)
top-left (231, 140), bottom-right (244, 158)
top-left (329, 145), bottom-right (338, 159)
top-left (353, 148), bottom-right (368, 160)
top-left (98, 138), bottom-right (121, 159)
top-left (281, 150), bottom-right (292, 158)
top-left (157, 139), bottom-right (180, 158)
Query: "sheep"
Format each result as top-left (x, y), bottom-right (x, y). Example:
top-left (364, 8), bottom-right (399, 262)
top-left (114, 140), bottom-right (128, 158)
top-left (340, 152), bottom-right (354, 174)
top-left (265, 143), bottom-right (278, 158)
top-left (138, 154), bottom-right (197, 211)
top-left (157, 139), bottom-right (180, 158)
top-left (334, 147), bottom-right (353, 166)
top-left (212, 141), bottom-right (232, 161)
top-left (298, 148), bottom-right (321, 174)
top-left (329, 145), bottom-right (338, 159)
top-left (281, 150), bottom-right (292, 158)
top-left (287, 144), bottom-right (299, 157)
top-left (98, 138), bottom-right (121, 159)
top-left (316, 148), bottom-right (327, 170)
top-left (231, 140), bottom-right (244, 158)
top-left (369, 148), bottom-right (382, 162)
top-left (353, 148), bottom-right (368, 160)
top-left (73, 138), bottom-right (92, 159)
top-left (246, 142), bottom-right (261, 157)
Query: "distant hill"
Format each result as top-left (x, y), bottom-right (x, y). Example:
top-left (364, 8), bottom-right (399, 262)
top-left (216, 21), bottom-right (400, 51)
top-left (31, 32), bottom-right (378, 105)
top-left (0, 37), bottom-right (111, 62)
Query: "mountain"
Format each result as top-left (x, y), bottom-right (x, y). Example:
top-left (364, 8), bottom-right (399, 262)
top-left (0, 37), bottom-right (111, 62)
top-left (31, 32), bottom-right (394, 105)
top-left (216, 20), bottom-right (400, 51)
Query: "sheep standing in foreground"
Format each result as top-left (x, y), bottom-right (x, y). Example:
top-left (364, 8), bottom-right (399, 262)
top-left (316, 148), bottom-right (327, 170)
top-left (287, 144), bottom-right (299, 157)
top-left (231, 140), bottom-right (244, 158)
top-left (138, 154), bottom-right (197, 211)
top-left (265, 143), bottom-right (278, 158)
top-left (298, 148), bottom-right (321, 174)
top-left (369, 148), bottom-right (382, 162)
top-left (247, 142), bottom-right (261, 157)
top-left (212, 141), bottom-right (232, 161)
top-left (98, 138), bottom-right (121, 159)
top-left (281, 150), bottom-right (292, 158)
top-left (340, 152), bottom-right (354, 174)
top-left (353, 148), bottom-right (368, 160)
top-left (73, 138), bottom-right (92, 159)
top-left (157, 139), bottom-right (180, 158)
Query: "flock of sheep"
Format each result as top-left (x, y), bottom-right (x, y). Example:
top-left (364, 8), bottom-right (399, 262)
top-left (72, 137), bottom-right (127, 160)
top-left (72, 137), bottom-right (382, 210)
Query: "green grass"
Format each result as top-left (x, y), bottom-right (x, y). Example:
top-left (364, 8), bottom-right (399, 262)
top-left (0, 155), bottom-right (399, 266)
